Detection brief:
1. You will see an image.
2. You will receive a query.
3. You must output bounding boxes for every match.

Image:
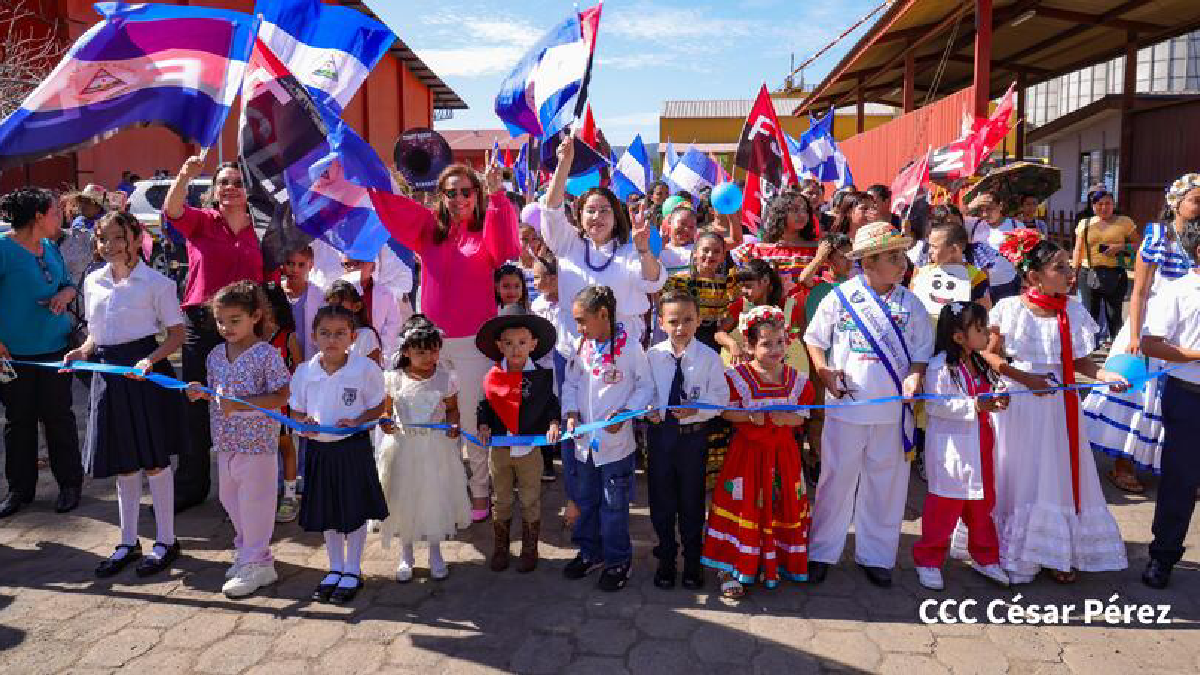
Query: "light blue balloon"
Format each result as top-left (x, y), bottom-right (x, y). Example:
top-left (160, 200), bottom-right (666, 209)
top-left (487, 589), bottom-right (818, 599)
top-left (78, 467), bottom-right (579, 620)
top-left (711, 182), bottom-right (743, 214)
top-left (1103, 353), bottom-right (1150, 394)
top-left (565, 170), bottom-right (601, 196)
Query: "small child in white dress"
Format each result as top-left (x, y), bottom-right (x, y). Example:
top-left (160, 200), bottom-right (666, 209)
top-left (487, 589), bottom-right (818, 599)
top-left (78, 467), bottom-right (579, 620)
top-left (376, 315), bottom-right (472, 581)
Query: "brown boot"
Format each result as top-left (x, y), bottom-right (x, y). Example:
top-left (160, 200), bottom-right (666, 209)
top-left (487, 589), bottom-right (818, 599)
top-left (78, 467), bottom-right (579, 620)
top-left (491, 519), bottom-right (511, 571)
top-left (517, 520), bottom-right (540, 573)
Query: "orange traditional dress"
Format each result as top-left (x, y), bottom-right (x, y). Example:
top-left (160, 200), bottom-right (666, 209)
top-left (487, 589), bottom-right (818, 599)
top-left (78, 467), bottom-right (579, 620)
top-left (701, 363), bottom-right (812, 586)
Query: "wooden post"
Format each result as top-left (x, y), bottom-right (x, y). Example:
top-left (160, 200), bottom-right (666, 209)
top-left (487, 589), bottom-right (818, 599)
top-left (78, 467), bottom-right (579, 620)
top-left (1118, 31), bottom-right (1137, 207)
top-left (1016, 72), bottom-right (1026, 160)
top-left (972, 0), bottom-right (993, 119)
top-left (903, 48), bottom-right (915, 113)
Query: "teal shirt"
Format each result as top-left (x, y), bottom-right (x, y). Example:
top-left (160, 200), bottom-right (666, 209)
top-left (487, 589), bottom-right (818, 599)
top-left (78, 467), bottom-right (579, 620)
top-left (0, 235), bottom-right (73, 356)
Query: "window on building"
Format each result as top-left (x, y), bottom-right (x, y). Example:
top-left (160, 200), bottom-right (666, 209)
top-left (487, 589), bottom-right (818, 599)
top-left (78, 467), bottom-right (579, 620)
top-left (1079, 149), bottom-right (1120, 202)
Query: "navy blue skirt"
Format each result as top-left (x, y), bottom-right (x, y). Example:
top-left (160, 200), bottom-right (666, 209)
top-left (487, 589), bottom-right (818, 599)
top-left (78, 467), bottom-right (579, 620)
top-left (299, 432), bottom-right (389, 533)
top-left (86, 335), bottom-right (189, 479)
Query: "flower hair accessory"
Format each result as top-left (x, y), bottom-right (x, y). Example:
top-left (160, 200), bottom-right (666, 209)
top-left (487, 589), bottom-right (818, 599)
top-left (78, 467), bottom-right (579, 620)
top-left (1166, 173), bottom-right (1200, 211)
top-left (398, 323), bottom-right (443, 350)
top-left (998, 227), bottom-right (1045, 274)
top-left (739, 305), bottom-right (787, 342)
top-left (948, 302), bottom-right (965, 316)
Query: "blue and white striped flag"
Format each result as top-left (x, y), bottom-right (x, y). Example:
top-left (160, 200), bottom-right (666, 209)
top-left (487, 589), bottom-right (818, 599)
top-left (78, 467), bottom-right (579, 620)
top-left (669, 146), bottom-right (719, 195)
top-left (611, 134), bottom-right (650, 201)
top-left (790, 112), bottom-right (854, 188)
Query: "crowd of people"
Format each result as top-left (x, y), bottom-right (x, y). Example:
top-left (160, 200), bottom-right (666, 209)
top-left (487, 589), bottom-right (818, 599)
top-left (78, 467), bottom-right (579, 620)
top-left (1, 134), bottom-right (1198, 602)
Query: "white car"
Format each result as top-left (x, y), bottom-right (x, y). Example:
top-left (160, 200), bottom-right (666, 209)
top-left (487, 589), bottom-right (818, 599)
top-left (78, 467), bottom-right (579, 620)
top-left (126, 178), bottom-right (211, 287)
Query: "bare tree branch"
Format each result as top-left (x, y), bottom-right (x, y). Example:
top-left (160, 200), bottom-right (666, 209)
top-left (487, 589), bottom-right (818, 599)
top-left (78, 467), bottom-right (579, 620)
top-left (0, 4), bottom-right (66, 119)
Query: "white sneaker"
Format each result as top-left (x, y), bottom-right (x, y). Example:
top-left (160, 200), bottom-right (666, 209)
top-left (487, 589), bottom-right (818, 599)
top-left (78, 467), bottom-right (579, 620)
top-left (222, 563), bottom-right (278, 598)
top-left (395, 560), bottom-right (413, 583)
top-left (225, 562), bottom-right (243, 580)
top-left (970, 561), bottom-right (1010, 586)
top-left (916, 566), bottom-right (944, 590)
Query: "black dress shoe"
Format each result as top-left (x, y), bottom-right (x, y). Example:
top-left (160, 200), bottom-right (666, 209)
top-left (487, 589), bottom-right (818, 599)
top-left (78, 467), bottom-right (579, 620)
top-left (1142, 559), bottom-right (1172, 589)
top-left (329, 573), bottom-right (363, 604)
top-left (0, 492), bottom-right (33, 518)
top-left (312, 572), bottom-right (342, 602)
top-left (807, 561), bottom-right (829, 584)
top-left (54, 487), bottom-right (81, 513)
top-left (859, 564), bottom-right (893, 588)
top-left (135, 541), bottom-right (181, 577)
top-left (96, 543), bottom-right (142, 578)
top-left (681, 562), bottom-right (705, 590)
top-left (653, 563), bottom-right (677, 589)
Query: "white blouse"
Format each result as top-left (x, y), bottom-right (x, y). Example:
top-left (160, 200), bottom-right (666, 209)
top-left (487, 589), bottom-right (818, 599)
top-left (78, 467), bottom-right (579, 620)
top-left (924, 353), bottom-right (993, 500)
top-left (83, 261), bottom-right (184, 346)
top-left (288, 354), bottom-right (385, 442)
top-left (536, 202), bottom-right (667, 344)
top-left (989, 296), bottom-right (1097, 368)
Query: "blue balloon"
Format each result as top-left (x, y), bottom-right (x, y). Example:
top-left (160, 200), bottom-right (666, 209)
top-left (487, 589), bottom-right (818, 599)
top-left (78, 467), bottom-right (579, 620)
top-left (565, 169), bottom-right (601, 196)
top-left (711, 182), bottom-right (743, 215)
top-left (1103, 353), bottom-right (1150, 394)
top-left (647, 226), bottom-right (663, 258)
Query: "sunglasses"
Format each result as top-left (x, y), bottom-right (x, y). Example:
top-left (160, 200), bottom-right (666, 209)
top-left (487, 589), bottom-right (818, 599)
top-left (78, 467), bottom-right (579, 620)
top-left (216, 178), bottom-right (245, 188)
top-left (443, 187), bottom-right (475, 199)
top-left (35, 253), bottom-right (53, 284)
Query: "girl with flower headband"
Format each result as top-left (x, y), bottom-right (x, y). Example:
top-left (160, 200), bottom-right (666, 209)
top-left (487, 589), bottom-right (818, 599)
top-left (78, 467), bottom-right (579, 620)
top-left (375, 314), bottom-right (471, 583)
top-left (701, 305), bottom-right (812, 599)
top-left (981, 228), bottom-right (1129, 584)
top-left (1082, 173), bottom-right (1200, 491)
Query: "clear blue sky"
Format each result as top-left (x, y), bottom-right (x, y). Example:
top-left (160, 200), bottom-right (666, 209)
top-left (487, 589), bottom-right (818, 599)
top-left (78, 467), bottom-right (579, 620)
top-left (367, 0), bottom-right (882, 146)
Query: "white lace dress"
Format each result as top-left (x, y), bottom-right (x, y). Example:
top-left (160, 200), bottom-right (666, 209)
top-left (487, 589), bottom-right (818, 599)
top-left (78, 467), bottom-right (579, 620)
top-left (376, 366), bottom-right (472, 545)
top-left (988, 297), bottom-right (1128, 577)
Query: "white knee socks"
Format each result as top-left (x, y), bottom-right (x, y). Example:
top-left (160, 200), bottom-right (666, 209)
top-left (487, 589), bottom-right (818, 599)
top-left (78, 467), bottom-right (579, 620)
top-left (324, 530), bottom-right (345, 585)
top-left (399, 541), bottom-right (415, 568)
top-left (115, 473), bottom-right (141, 553)
top-left (146, 468), bottom-right (176, 554)
top-left (344, 525), bottom-right (368, 576)
top-left (428, 541), bottom-right (445, 569)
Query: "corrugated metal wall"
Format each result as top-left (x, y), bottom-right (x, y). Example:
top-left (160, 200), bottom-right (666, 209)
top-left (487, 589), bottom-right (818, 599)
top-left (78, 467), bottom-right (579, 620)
top-left (836, 86), bottom-right (976, 188)
top-left (1126, 98), bottom-right (1200, 225)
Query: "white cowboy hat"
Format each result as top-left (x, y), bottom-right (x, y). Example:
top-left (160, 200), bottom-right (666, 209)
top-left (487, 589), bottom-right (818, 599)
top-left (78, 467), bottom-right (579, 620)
top-left (847, 221), bottom-right (912, 260)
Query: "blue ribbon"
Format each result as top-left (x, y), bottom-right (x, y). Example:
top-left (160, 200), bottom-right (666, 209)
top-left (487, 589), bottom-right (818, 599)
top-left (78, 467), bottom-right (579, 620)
top-left (12, 358), bottom-right (1193, 449)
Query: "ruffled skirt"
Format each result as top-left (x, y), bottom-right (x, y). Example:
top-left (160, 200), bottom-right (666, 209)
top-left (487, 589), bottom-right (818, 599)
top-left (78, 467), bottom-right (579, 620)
top-left (1081, 323), bottom-right (1164, 472)
top-left (376, 428), bottom-right (472, 544)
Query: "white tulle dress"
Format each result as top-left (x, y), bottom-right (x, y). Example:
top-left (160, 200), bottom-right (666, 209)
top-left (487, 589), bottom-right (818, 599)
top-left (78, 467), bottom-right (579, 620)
top-left (376, 366), bottom-right (472, 545)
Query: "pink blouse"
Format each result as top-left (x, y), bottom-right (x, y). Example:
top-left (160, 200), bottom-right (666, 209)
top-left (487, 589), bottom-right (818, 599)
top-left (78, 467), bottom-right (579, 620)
top-left (385, 192), bottom-right (519, 338)
top-left (168, 206), bottom-right (263, 308)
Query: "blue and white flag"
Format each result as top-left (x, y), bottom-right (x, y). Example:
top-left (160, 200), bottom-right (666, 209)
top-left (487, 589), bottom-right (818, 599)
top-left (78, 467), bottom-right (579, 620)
top-left (611, 134), bottom-right (650, 201)
top-left (661, 140), bottom-right (683, 194)
top-left (255, 0), bottom-right (394, 114)
top-left (494, 13), bottom-right (589, 141)
top-left (790, 112), bottom-right (854, 188)
top-left (513, 141), bottom-right (530, 193)
top-left (668, 146), bottom-right (719, 195)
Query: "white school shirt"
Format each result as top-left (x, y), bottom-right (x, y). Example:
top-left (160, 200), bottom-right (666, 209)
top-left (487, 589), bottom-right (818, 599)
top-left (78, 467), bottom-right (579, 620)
top-left (288, 354), bottom-right (385, 442)
top-left (348, 327), bottom-right (381, 361)
top-left (535, 202), bottom-right (668, 345)
top-left (1143, 270), bottom-right (1200, 385)
top-left (562, 328), bottom-right (654, 466)
top-left (530, 295), bottom-right (563, 377)
top-left (83, 261), bottom-right (184, 346)
top-left (309, 238), bottom-right (414, 298)
top-left (646, 337), bottom-right (727, 424)
top-left (803, 280), bottom-right (934, 425)
top-left (659, 243), bottom-right (694, 273)
top-left (924, 352), bottom-right (992, 500)
top-left (968, 217), bottom-right (1016, 251)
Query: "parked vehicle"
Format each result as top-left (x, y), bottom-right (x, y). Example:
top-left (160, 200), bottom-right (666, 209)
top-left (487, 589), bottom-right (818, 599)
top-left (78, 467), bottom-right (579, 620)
top-left (127, 178), bottom-right (211, 293)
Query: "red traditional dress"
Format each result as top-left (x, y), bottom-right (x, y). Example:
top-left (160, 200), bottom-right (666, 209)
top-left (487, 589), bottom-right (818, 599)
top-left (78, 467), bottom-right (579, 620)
top-left (701, 363), bottom-right (812, 586)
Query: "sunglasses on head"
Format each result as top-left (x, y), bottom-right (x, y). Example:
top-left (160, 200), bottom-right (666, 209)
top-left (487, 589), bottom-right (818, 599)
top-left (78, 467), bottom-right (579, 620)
top-left (443, 187), bottom-right (475, 199)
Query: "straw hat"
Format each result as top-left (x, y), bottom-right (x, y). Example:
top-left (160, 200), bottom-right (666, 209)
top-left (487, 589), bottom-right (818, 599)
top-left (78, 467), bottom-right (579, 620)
top-left (78, 183), bottom-right (107, 205)
top-left (847, 221), bottom-right (912, 260)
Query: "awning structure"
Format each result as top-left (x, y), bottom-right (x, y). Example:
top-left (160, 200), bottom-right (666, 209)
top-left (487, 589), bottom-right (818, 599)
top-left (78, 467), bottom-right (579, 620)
top-left (793, 0), bottom-right (1200, 117)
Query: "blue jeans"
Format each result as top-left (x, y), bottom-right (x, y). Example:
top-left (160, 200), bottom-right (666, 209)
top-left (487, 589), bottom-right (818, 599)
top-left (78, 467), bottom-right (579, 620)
top-left (570, 452), bottom-right (635, 566)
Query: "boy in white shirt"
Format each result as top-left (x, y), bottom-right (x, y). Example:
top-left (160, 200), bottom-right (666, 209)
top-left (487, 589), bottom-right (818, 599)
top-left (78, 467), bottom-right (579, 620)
top-left (1140, 222), bottom-right (1200, 589)
top-left (645, 290), bottom-right (728, 591)
top-left (804, 222), bottom-right (934, 588)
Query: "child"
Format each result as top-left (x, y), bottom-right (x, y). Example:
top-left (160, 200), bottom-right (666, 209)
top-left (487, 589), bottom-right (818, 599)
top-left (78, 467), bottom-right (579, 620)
top-left (663, 231), bottom-right (738, 351)
top-left (912, 301), bottom-right (1010, 590)
top-left (983, 229), bottom-right (1128, 584)
top-left (324, 280), bottom-right (382, 365)
top-left (562, 285), bottom-right (653, 591)
top-left (659, 205), bottom-right (698, 273)
top-left (262, 283), bottom-right (303, 523)
top-left (530, 255), bottom-right (564, 482)
top-left (376, 315), bottom-right (471, 582)
top-left (517, 222), bottom-right (548, 302)
top-left (64, 212), bottom-right (187, 578)
top-left (645, 290), bottom-right (727, 590)
top-left (340, 254), bottom-right (407, 360)
top-left (1140, 220), bottom-right (1200, 589)
top-left (702, 306), bottom-right (811, 599)
top-left (475, 306), bottom-right (562, 573)
top-left (280, 243), bottom-right (325, 361)
top-left (724, 259), bottom-right (790, 363)
top-left (804, 222), bottom-right (934, 588)
top-left (184, 282), bottom-right (292, 598)
top-left (792, 232), bottom-right (855, 327)
top-left (495, 262), bottom-right (530, 311)
top-left (290, 305), bottom-right (390, 603)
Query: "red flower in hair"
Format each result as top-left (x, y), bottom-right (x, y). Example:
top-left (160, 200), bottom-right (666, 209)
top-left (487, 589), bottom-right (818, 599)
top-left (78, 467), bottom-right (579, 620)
top-left (998, 228), bottom-right (1044, 272)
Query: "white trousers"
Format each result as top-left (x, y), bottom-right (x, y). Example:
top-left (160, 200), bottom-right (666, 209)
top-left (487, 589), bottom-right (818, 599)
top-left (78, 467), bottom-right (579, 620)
top-left (809, 418), bottom-right (911, 568)
top-left (441, 336), bottom-right (494, 499)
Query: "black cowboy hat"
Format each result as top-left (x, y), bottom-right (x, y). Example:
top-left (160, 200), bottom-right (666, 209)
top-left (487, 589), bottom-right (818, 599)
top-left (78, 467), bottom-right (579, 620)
top-left (475, 305), bottom-right (558, 363)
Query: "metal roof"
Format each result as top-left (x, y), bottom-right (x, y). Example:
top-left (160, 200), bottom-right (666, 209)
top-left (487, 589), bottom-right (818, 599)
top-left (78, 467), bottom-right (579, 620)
top-left (335, 1), bottom-right (468, 111)
top-left (794, 0), bottom-right (1200, 116)
top-left (661, 98), bottom-right (895, 119)
top-left (657, 142), bottom-right (740, 154)
top-left (440, 130), bottom-right (529, 151)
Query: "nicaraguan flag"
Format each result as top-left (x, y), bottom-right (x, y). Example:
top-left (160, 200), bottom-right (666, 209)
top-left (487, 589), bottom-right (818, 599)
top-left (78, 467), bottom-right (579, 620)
top-left (255, 0), bottom-right (394, 114)
top-left (513, 141), bottom-right (530, 193)
top-left (495, 13), bottom-right (589, 141)
top-left (669, 146), bottom-right (718, 195)
top-left (792, 112), bottom-right (854, 188)
top-left (611, 134), bottom-right (650, 201)
top-left (0, 2), bottom-right (255, 168)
